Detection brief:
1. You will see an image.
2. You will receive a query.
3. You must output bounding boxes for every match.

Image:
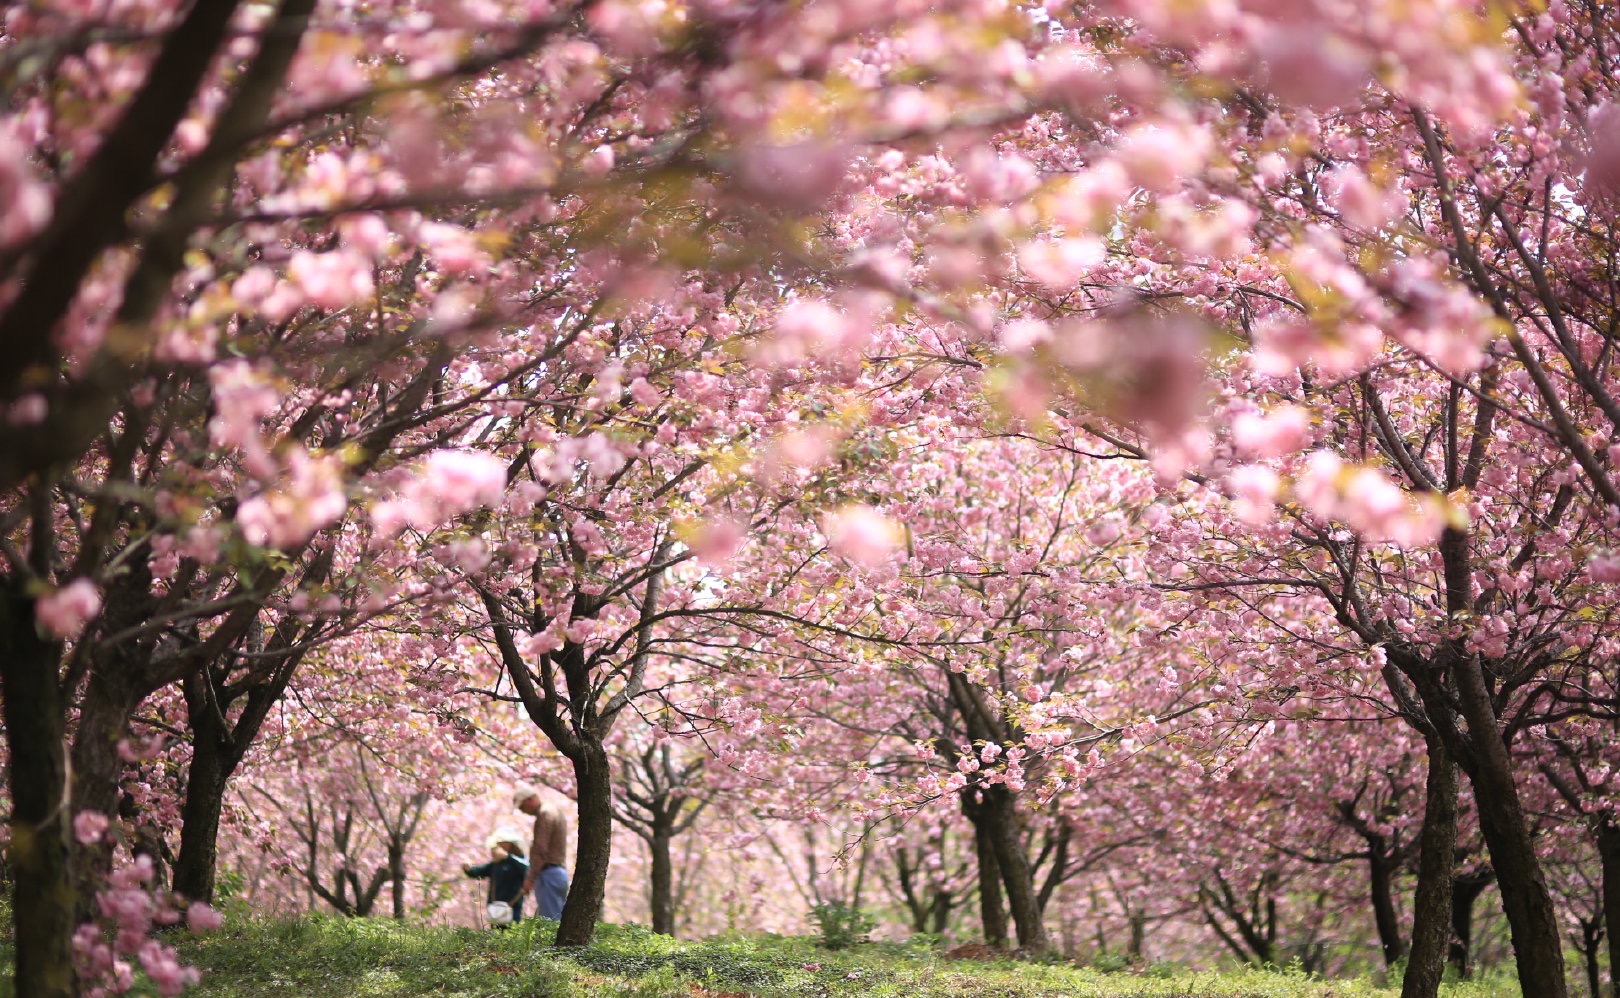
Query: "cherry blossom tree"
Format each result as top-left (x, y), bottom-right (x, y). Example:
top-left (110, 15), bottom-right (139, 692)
top-left (10, 1), bottom-right (1620, 995)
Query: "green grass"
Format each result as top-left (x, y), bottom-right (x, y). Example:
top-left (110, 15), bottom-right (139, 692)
top-left (0, 889), bottom-right (1523, 998)
top-left (162, 915), bottom-right (1526, 998)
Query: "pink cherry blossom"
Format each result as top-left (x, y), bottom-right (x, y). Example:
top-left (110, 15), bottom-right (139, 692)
top-left (734, 140), bottom-right (852, 211)
top-left (1590, 553), bottom-right (1620, 584)
top-left (1322, 165), bottom-right (1404, 230)
top-left (237, 450), bottom-right (348, 550)
top-left (422, 450), bottom-right (507, 509)
top-left (74, 810), bottom-right (110, 846)
top-left (1231, 405), bottom-right (1312, 458)
top-left (36, 579), bottom-right (102, 640)
top-left (821, 504), bottom-right (904, 569)
top-left (185, 902), bottom-right (224, 935)
top-left (1017, 237), bottom-right (1106, 291)
top-left (1584, 102), bottom-right (1620, 201)
top-left (757, 299), bottom-right (868, 368)
top-left (1252, 24), bottom-right (1373, 109)
top-left (685, 516), bottom-right (747, 567)
top-left (1227, 464), bottom-right (1281, 525)
top-left (286, 249), bottom-right (376, 310)
top-left (0, 128), bottom-right (50, 247)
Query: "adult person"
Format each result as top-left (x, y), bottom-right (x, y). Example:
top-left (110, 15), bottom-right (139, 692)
top-left (514, 785), bottom-right (569, 921)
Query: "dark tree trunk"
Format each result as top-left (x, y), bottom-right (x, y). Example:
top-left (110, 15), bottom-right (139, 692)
top-left (1, 591), bottom-right (75, 998)
top-left (1402, 737), bottom-right (1457, 998)
top-left (979, 784), bottom-right (1049, 953)
top-left (649, 827), bottom-right (675, 935)
top-left (1452, 652), bottom-right (1568, 998)
top-left (1368, 847), bottom-right (1405, 969)
top-left (1128, 911), bottom-right (1146, 962)
top-left (1200, 871), bottom-right (1277, 966)
top-left (67, 658), bottom-right (147, 911)
top-left (931, 891), bottom-right (954, 935)
top-left (966, 795), bottom-right (1008, 948)
top-left (895, 848), bottom-right (929, 933)
top-left (893, 845), bottom-right (955, 937)
top-left (171, 615), bottom-right (322, 906)
top-left (171, 703), bottom-right (233, 903)
top-left (1449, 870), bottom-right (1491, 978)
top-left (389, 842), bottom-right (406, 920)
top-left (557, 742), bottom-right (613, 946)
top-left (1420, 523), bottom-right (1568, 997)
top-left (1599, 819), bottom-right (1620, 998)
top-left (1468, 765), bottom-right (1565, 993)
top-left (1575, 916), bottom-right (1604, 998)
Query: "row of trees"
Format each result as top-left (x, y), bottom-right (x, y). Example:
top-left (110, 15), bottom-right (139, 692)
top-left (4, 0), bottom-right (1620, 996)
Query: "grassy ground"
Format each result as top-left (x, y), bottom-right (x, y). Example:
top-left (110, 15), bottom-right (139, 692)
top-left (0, 886), bottom-right (1522, 998)
top-left (161, 916), bottom-right (1523, 998)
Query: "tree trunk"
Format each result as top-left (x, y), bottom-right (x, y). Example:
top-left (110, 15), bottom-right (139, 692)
top-left (979, 784), bottom-right (1049, 954)
top-left (1577, 916), bottom-right (1604, 998)
top-left (556, 741), bottom-right (613, 946)
top-left (649, 827), bottom-right (675, 935)
top-left (1402, 737), bottom-right (1456, 998)
top-left (1200, 871), bottom-right (1277, 966)
top-left (931, 890), bottom-right (953, 935)
top-left (1449, 870), bottom-right (1490, 978)
top-left (967, 796), bottom-right (1008, 948)
top-left (1368, 847), bottom-right (1406, 969)
top-left (171, 704), bottom-right (233, 903)
top-left (895, 848), bottom-right (928, 933)
top-left (1, 591), bottom-right (76, 998)
top-left (389, 842), bottom-right (406, 920)
top-left (67, 662), bottom-right (147, 912)
top-left (1452, 653), bottom-right (1569, 998)
top-left (1599, 819), bottom-right (1620, 998)
top-left (1468, 771), bottom-right (1565, 994)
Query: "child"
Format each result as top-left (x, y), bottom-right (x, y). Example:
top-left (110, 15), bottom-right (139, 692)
top-left (463, 839), bottom-right (529, 925)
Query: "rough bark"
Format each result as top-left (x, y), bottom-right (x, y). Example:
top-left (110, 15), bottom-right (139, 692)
top-left (1402, 737), bottom-right (1457, 998)
top-left (1450, 649), bottom-right (1568, 997)
top-left (170, 698), bottom-right (232, 904)
top-left (556, 742), bottom-right (613, 946)
top-left (119, 789), bottom-right (173, 893)
top-left (389, 843), bottom-right (407, 920)
top-left (963, 791), bottom-right (1008, 948)
top-left (649, 828), bottom-right (675, 935)
top-left (67, 656), bottom-right (149, 911)
top-left (894, 847), bottom-right (929, 933)
top-left (1600, 820), bottom-right (1620, 998)
top-left (613, 742), bottom-right (705, 937)
top-left (943, 667), bottom-right (1044, 952)
top-left (978, 784), bottom-right (1049, 953)
top-left (1, 590), bottom-right (75, 998)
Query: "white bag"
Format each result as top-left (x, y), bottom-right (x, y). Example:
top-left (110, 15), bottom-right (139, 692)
top-left (486, 901), bottom-right (514, 926)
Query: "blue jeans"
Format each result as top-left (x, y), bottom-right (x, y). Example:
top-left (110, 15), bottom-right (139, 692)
top-left (534, 864), bottom-right (568, 920)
